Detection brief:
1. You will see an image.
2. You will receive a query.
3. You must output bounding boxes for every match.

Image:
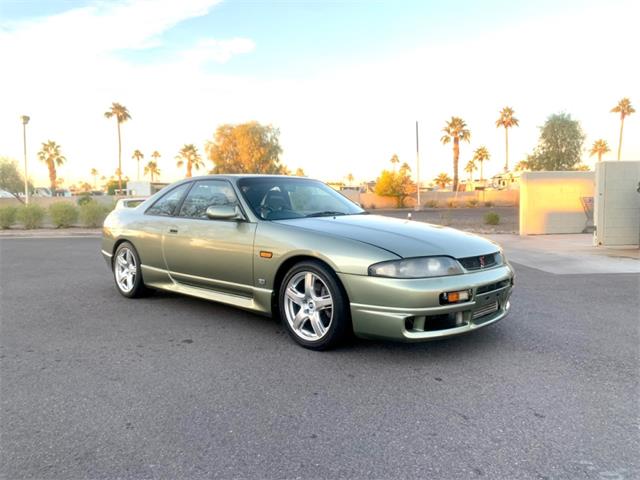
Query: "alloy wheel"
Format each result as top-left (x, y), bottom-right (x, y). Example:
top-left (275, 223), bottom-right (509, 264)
top-left (114, 247), bottom-right (137, 293)
top-left (283, 271), bottom-right (334, 341)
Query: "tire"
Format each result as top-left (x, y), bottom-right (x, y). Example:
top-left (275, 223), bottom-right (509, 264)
top-left (278, 260), bottom-right (350, 350)
top-left (112, 241), bottom-right (148, 298)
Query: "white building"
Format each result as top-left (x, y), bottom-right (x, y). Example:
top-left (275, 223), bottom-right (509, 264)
top-left (126, 181), bottom-right (169, 197)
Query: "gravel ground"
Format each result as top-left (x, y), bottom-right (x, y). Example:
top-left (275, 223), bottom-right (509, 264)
top-left (0, 237), bottom-right (637, 479)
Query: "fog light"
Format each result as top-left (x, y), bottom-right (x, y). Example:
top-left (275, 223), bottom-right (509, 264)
top-left (440, 289), bottom-right (471, 304)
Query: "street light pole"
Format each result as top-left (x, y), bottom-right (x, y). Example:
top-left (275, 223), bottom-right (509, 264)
top-left (21, 115), bottom-right (30, 204)
top-left (415, 120), bottom-right (421, 210)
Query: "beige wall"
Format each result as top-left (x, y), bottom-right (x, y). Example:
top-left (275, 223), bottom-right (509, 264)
top-left (594, 161), bottom-right (640, 246)
top-left (342, 190), bottom-right (518, 209)
top-left (519, 171), bottom-right (594, 235)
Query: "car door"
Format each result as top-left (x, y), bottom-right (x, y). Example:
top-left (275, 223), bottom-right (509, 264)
top-left (162, 179), bottom-right (256, 296)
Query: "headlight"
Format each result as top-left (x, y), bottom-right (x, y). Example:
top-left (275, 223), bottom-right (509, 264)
top-left (368, 256), bottom-right (464, 278)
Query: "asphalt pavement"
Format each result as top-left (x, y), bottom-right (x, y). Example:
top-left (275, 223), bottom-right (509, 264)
top-left (0, 237), bottom-right (638, 479)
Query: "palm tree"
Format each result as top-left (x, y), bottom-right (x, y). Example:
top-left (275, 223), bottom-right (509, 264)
top-left (151, 150), bottom-right (161, 162)
top-left (611, 98), bottom-right (635, 160)
top-left (464, 160), bottom-right (477, 182)
top-left (132, 149), bottom-right (144, 180)
top-left (390, 154), bottom-right (400, 171)
top-left (144, 160), bottom-right (161, 182)
top-left (434, 172), bottom-right (452, 190)
top-left (472, 146), bottom-right (491, 182)
top-left (495, 106), bottom-right (519, 172)
top-left (104, 102), bottom-right (131, 192)
top-left (37, 141), bottom-right (66, 192)
top-left (440, 117), bottom-right (471, 192)
top-left (589, 139), bottom-right (610, 162)
top-left (90, 168), bottom-right (99, 188)
top-left (347, 173), bottom-right (354, 185)
top-left (176, 144), bottom-right (204, 178)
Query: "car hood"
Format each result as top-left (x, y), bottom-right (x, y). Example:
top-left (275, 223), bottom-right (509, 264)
top-left (276, 214), bottom-right (500, 259)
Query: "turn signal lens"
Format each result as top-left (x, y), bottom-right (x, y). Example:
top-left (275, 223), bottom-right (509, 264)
top-left (440, 290), bottom-right (471, 304)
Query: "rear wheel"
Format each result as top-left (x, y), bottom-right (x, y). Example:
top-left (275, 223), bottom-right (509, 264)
top-left (279, 260), bottom-right (350, 350)
top-left (113, 242), bottom-right (148, 298)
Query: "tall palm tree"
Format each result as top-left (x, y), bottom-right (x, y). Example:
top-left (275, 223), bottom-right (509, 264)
top-left (472, 146), bottom-right (491, 182)
top-left (495, 106), bottom-right (519, 172)
top-left (90, 168), bottom-right (99, 188)
top-left (440, 117), bottom-right (471, 192)
top-left (390, 154), bottom-right (400, 171)
top-left (176, 144), bottom-right (204, 178)
top-left (589, 139), bottom-right (610, 162)
top-left (151, 150), bottom-right (161, 164)
top-left (434, 172), bottom-right (452, 190)
top-left (611, 98), bottom-right (635, 160)
top-left (347, 173), bottom-right (354, 185)
top-left (132, 149), bottom-right (144, 180)
top-left (37, 140), bottom-right (66, 192)
top-left (144, 160), bottom-right (161, 182)
top-left (464, 160), bottom-right (477, 182)
top-left (104, 102), bottom-right (131, 192)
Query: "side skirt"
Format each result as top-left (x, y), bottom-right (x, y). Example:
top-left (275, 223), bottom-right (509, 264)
top-left (141, 264), bottom-right (273, 316)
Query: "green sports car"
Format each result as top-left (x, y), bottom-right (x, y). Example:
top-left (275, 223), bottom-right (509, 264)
top-left (102, 175), bottom-right (514, 350)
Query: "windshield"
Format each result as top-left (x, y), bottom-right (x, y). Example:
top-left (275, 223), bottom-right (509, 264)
top-left (237, 177), bottom-right (365, 220)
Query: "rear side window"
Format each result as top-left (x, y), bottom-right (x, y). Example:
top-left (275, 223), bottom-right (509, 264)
top-left (178, 180), bottom-right (238, 219)
top-left (146, 183), bottom-right (190, 216)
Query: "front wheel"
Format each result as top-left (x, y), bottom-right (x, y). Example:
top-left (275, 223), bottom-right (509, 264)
top-left (278, 260), bottom-right (350, 350)
top-left (113, 242), bottom-right (148, 298)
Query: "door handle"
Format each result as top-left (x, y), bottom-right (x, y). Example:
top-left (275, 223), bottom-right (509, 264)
top-left (168, 227), bottom-right (178, 234)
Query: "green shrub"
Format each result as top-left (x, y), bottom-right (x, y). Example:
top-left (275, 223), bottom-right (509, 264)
top-left (484, 212), bottom-right (500, 225)
top-left (466, 199), bottom-right (479, 207)
top-left (17, 204), bottom-right (45, 229)
top-left (49, 202), bottom-right (79, 228)
top-left (0, 206), bottom-right (18, 229)
top-left (424, 200), bottom-right (439, 208)
top-left (446, 200), bottom-right (458, 208)
top-left (79, 202), bottom-right (110, 227)
top-left (484, 201), bottom-right (494, 207)
top-left (77, 194), bottom-right (93, 206)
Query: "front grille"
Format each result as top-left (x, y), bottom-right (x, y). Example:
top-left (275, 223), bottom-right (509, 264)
top-left (472, 301), bottom-right (499, 320)
top-left (459, 252), bottom-right (499, 271)
top-left (476, 279), bottom-right (511, 295)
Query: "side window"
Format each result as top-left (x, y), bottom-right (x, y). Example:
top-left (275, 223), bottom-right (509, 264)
top-left (178, 180), bottom-right (239, 219)
top-left (146, 183), bottom-right (190, 216)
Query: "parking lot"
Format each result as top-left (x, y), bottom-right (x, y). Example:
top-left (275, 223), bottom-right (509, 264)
top-left (1, 237), bottom-right (638, 479)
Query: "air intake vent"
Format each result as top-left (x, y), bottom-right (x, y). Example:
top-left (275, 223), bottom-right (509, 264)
top-left (458, 252), bottom-right (499, 271)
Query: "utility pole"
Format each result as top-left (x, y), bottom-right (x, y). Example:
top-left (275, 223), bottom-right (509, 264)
top-left (21, 115), bottom-right (30, 204)
top-left (415, 120), bottom-right (421, 210)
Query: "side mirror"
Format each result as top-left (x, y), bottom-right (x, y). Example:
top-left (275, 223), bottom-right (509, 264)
top-left (205, 204), bottom-right (245, 221)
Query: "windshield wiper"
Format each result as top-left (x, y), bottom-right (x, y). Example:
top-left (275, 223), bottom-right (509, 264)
top-left (306, 211), bottom-right (347, 218)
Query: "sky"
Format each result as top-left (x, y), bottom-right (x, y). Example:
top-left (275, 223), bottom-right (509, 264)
top-left (0, 0), bottom-right (638, 187)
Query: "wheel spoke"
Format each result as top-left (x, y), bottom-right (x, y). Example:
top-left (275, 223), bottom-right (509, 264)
top-left (309, 313), bottom-right (326, 337)
top-left (285, 287), bottom-right (305, 306)
top-left (304, 273), bottom-right (314, 298)
top-left (314, 294), bottom-right (332, 311)
top-left (292, 309), bottom-right (308, 329)
top-left (117, 255), bottom-right (127, 267)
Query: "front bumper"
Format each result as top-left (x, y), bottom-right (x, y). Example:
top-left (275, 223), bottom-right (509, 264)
top-left (338, 264), bottom-right (514, 342)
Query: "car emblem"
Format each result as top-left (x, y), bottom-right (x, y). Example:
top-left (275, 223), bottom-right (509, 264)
top-left (479, 256), bottom-right (486, 268)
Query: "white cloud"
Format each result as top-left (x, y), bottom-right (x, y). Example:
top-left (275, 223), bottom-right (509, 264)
top-left (182, 38), bottom-right (256, 64)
